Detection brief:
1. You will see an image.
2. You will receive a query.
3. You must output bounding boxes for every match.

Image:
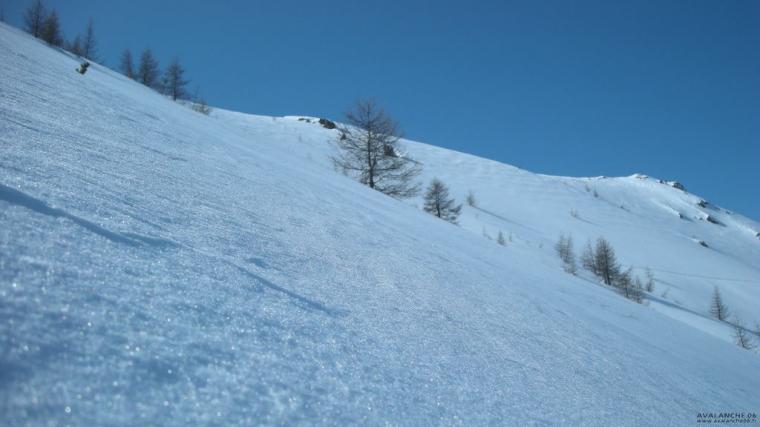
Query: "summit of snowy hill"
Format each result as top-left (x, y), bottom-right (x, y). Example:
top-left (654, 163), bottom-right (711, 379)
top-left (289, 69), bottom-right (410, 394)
top-left (2, 22), bottom-right (759, 426)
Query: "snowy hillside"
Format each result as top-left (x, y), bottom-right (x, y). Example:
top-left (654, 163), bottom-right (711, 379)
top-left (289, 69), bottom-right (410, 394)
top-left (221, 112), bottom-right (760, 346)
top-left (1, 22), bottom-right (759, 426)
top-left (407, 147), bottom-right (760, 342)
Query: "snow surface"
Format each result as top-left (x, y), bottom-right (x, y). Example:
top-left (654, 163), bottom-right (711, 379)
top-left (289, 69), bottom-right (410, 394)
top-left (1, 22), bottom-right (759, 425)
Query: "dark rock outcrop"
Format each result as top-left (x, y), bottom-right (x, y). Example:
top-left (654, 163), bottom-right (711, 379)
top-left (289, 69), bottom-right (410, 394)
top-left (76, 61), bottom-right (90, 75)
top-left (318, 118), bottom-right (336, 129)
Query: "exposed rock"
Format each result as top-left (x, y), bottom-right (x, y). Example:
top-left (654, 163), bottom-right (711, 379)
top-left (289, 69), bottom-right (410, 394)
top-left (318, 118), bottom-right (336, 129)
top-left (76, 61), bottom-right (90, 75)
top-left (666, 181), bottom-right (686, 191)
top-left (697, 240), bottom-right (709, 248)
top-left (697, 199), bottom-right (709, 208)
top-left (705, 215), bottom-right (722, 226)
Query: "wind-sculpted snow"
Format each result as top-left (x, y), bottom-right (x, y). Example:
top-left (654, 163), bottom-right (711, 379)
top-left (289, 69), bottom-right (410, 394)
top-left (1, 23), bottom-right (759, 426)
top-left (0, 183), bottom-right (178, 248)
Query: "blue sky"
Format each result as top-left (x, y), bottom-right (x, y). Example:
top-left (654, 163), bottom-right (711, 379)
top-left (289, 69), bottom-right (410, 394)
top-left (3, 0), bottom-right (759, 219)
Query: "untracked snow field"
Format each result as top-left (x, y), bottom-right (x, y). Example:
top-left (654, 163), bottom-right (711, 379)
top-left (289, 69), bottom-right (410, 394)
top-left (1, 23), bottom-right (759, 425)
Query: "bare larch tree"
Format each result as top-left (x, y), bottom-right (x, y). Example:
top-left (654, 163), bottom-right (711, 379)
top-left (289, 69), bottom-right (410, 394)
top-left (631, 275), bottom-right (644, 303)
top-left (423, 178), bottom-right (462, 223)
top-left (709, 287), bottom-right (729, 321)
top-left (67, 35), bottom-right (83, 56)
top-left (332, 99), bottom-right (421, 198)
top-left (466, 190), bottom-right (477, 207)
top-left (616, 268), bottom-right (643, 303)
top-left (24, 0), bottom-right (46, 38)
top-left (40, 9), bottom-right (62, 46)
top-left (732, 318), bottom-right (755, 350)
top-left (191, 87), bottom-right (212, 115)
top-left (644, 268), bottom-right (655, 293)
top-left (81, 18), bottom-right (98, 60)
top-left (120, 49), bottom-right (135, 79)
top-left (594, 237), bottom-right (620, 286)
top-left (163, 58), bottom-right (189, 101)
top-left (137, 48), bottom-right (160, 89)
top-left (555, 233), bottom-right (577, 274)
top-left (580, 240), bottom-right (597, 276)
top-left (497, 231), bottom-right (506, 246)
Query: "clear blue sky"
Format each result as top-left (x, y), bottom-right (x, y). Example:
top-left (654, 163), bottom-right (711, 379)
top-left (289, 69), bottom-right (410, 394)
top-left (4, 0), bottom-right (759, 220)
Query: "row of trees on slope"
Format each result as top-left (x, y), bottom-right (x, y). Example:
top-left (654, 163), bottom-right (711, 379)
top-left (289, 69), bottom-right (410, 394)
top-left (119, 48), bottom-right (209, 114)
top-left (556, 235), bottom-right (649, 304)
top-left (23, 0), bottom-right (95, 56)
top-left (20, 0), bottom-right (211, 115)
top-left (556, 234), bottom-right (758, 351)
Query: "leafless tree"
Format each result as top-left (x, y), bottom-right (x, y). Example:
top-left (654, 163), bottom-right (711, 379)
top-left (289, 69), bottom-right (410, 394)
top-left (192, 98), bottom-right (212, 115)
top-left (616, 270), bottom-right (643, 303)
top-left (594, 237), bottom-right (620, 286)
top-left (497, 231), bottom-right (506, 246)
top-left (24, 0), bottom-right (46, 38)
top-left (163, 57), bottom-right (189, 101)
top-left (40, 9), bottom-right (62, 46)
top-left (138, 48), bottom-right (160, 89)
top-left (630, 275), bottom-right (644, 303)
top-left (644, 268), bottom-right (655, 293)
top-left (732, 318), bottom-right (755, 350)
top-left (709, 287), bottom-right (729, 321)
top-left (580, 240), bottom-right (597, 276)
top-left (332, 99), bottom-right (421, 198)
top-left (423, 179), bottom-right (462, 224)
top-left (466, 190), bottom-right (477, 207)
top-left (81, 18), bottom-right (98, 60)
top-left (66, 35), bottom-right (83, 56)
top-left (616, 268), bottom-right (633, 297)
top-left (190, 87), bottom-right (212, 115)
top-left (120, 49), bottom-right (135, 79)
top-left (555, 234), bottom-right (577, 274)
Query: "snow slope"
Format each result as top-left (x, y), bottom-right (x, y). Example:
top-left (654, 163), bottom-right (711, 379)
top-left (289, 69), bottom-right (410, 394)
top-left (1, 22), bottom-right (759, 426)
top-left (406, 147), bottom-right (760, 342)
top-left (220, 112), bottom-right (760, 346)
